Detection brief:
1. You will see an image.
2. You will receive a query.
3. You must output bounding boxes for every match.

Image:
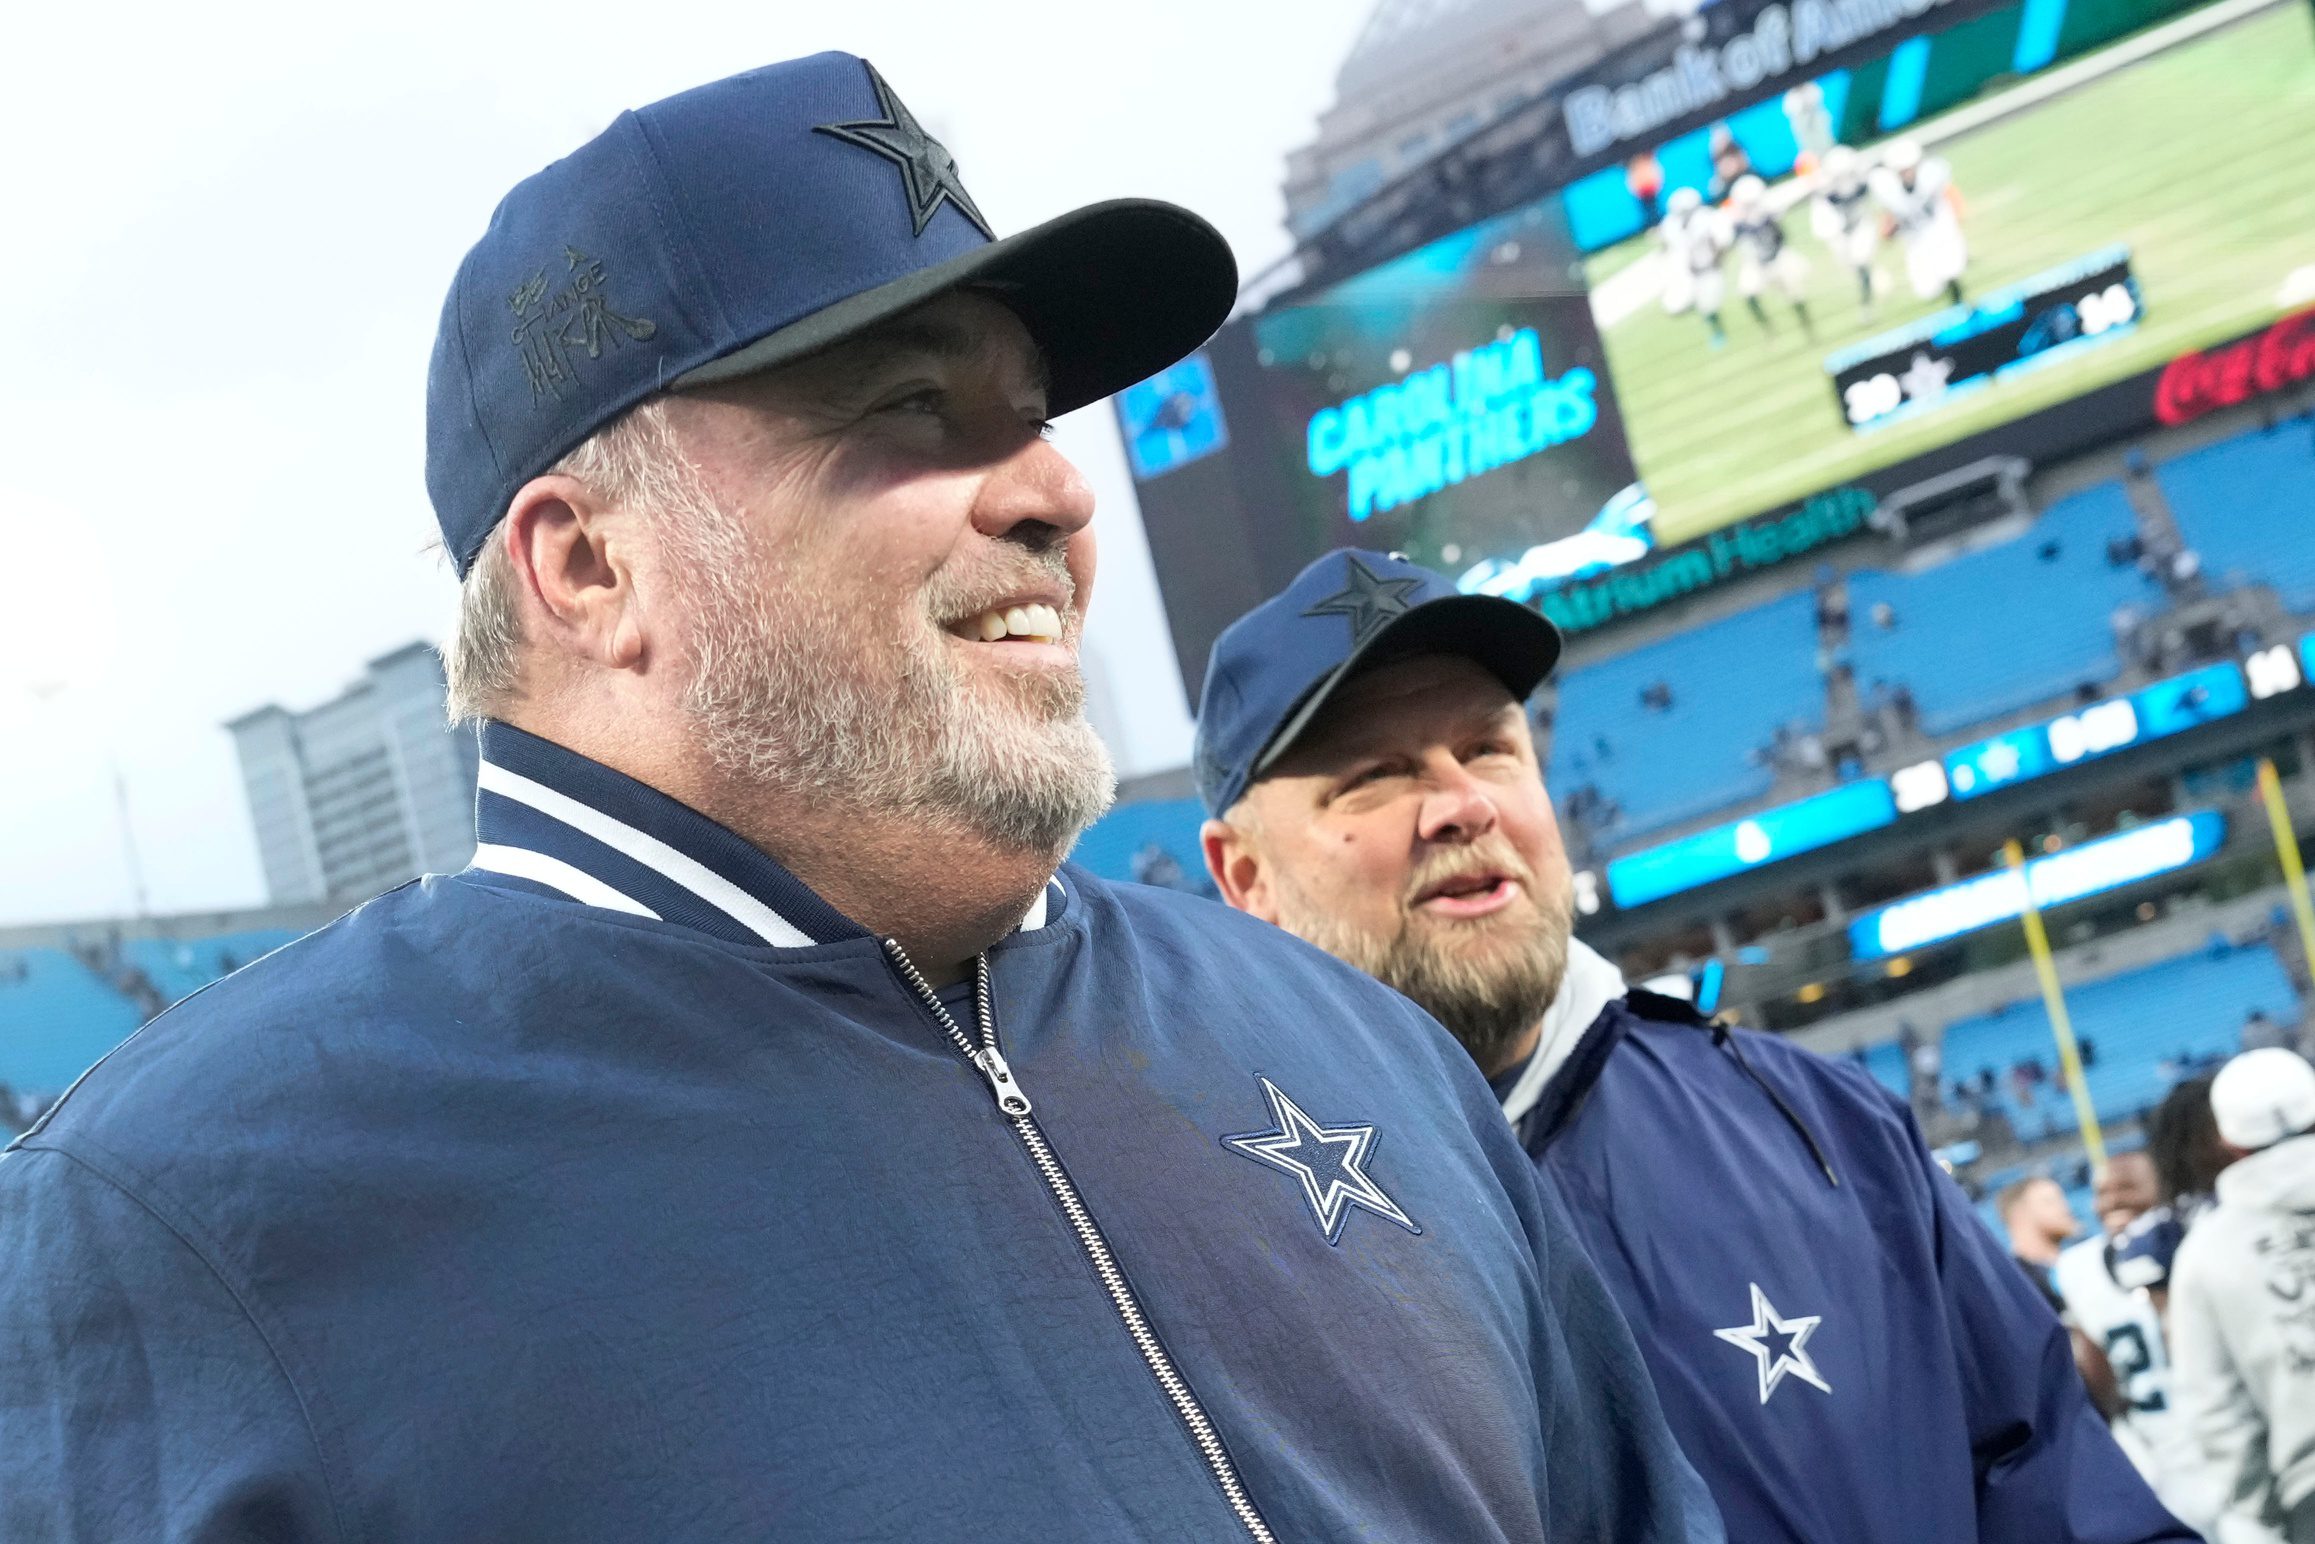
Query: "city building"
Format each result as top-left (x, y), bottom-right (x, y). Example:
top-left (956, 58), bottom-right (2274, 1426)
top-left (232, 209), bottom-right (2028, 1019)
top-left (226, 644), bottom-right (477, 906)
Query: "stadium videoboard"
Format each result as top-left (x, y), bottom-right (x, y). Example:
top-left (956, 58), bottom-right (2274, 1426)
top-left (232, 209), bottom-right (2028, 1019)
top-left (1126, 0), bottom-right (2315, 693)
top-left (1574, 0), bottom-right (2315, 548)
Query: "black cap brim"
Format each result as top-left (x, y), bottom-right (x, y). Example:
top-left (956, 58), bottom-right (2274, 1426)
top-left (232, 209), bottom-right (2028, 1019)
top-left (672, 198), bottom-right (1238, 413)
top-left (1252, 595), bottom-right (1564, 781)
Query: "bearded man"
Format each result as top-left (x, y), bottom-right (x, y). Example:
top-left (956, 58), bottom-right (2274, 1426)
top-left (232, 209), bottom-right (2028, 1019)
top-left (0, 57), bottom-right (1719, 1544)
top-left (1198, 547), bottom-right (2196, 1544)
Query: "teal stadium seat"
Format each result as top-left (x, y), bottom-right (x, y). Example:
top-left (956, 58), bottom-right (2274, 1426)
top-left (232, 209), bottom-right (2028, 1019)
top-left (1548, 591), bottom-right (1824, 844)
top-left (0, 949), bottom-right (145, 1099)
top-left (2157, 427), bottom-right (2315, 612)
top-left (1939, 942), bottom-right (2299, 1142)
top-left (1860, 1039), bottom-right (1912, 1101)
top-left (1070, 797), bottom-right (1211, 893)
top-left (1845, 485), bottom-right (2157, 737)
top-left (124, 928), bottom-right (299, 1004)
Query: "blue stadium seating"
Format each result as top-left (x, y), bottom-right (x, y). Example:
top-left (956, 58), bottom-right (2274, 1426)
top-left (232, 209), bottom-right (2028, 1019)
top-left (0, 949), bottom-right (145, 1098)
top-left (124, 928), bottom-right (298, 1003)
top-left (1860, 1038), bottom-right (1911, 1101)
top-left (1845, 484), bottom-right (2157, 737)
top-left (1939, 941), bottom-right (2300, 1143)
top-left (2157, 427), bottom-right (2315, 612)
top-left (1548, 590), bottom-right (1825, 842)
top-left (1069, 797), bottom-right (1213, 895)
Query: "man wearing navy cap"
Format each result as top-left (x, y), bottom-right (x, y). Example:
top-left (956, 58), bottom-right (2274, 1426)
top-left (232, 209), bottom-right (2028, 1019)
top-left (0, 58), bottom-right (1717, 1543)
top-left (1198, 547), bottom-right (2198, 1544)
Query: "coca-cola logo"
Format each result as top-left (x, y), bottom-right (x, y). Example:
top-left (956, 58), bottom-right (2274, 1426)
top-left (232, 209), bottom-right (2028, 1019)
top-left (2154, 310), bottom-right (2315, 427)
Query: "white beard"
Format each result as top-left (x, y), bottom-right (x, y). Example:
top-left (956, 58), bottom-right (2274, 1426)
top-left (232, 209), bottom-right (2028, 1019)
top-left (664, 508), bottom-right (1114, 858)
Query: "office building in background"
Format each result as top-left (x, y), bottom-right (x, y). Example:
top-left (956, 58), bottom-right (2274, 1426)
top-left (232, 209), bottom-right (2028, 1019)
top-left (226, 644), bottom-right (477, 906)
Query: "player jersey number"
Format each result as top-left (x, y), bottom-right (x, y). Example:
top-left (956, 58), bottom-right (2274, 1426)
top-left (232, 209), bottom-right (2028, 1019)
top-left (1843, 372), bottom-right (1903, 424)
top-left (2077, 283), bottom-right (2138, 336)
top-left (2104, 1322), bottom-right (2168, 1414)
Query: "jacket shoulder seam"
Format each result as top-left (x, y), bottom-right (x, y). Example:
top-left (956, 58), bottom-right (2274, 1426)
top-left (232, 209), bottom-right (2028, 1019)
top-left (18, 1138), bottom-right (361, 1544)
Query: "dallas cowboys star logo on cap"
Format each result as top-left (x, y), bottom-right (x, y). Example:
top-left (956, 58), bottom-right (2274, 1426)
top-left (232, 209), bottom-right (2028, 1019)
top-left (815, 61), bottom-right (992, 239)
top-left (1301, 554), bottom-right (1422, 648)
top-left (1222, 1077), bottom-right (1421, 1246)
top-left (1713, 1283), bottom-right (1832, 1404)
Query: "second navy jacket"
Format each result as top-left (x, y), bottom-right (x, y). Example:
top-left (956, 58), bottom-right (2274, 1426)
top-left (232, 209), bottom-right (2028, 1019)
top-left (1503, 942), bottom-right (2198, 1544)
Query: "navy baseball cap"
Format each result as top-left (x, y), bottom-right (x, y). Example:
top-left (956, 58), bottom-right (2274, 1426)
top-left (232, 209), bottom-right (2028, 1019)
top-left (1193, 549), bottom-right (1563, 818)
top-left (427, 52), bottom-right (1237, 575)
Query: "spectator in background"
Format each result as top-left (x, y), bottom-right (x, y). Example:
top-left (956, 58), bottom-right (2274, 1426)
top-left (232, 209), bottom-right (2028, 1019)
top-left (1813, 571), bottom-right (1850, 638)
top-left (2002, 1175), bottom-right (2079, 1315)
top-left (2150, 1075), bottom-right (2235, 1228)
top-left (2056, 1153), bottom-right (2232, 1537)
top-left (2171, 1049), bottom-right (2315, 1542)
top-left (2014, 1059), bottom-right (2045, 1108)
top-left (1909, 1026), bottom-right (1942, 1123)
top-left (1953, 1077), bottom-right (1988, 1123)
top-left (1891, 682), bottom-right (1920, 732)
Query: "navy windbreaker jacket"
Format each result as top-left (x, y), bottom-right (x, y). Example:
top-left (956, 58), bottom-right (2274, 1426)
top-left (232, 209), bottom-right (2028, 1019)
top-left (0, 724), bottom-right (1719, 1544)
top-left (1506, 966), bottom-right (2198, 1544)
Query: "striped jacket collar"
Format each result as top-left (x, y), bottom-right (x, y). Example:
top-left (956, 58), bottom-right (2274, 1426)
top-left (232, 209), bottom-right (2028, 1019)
top-left (465, 722), bottom-right (1064, 949)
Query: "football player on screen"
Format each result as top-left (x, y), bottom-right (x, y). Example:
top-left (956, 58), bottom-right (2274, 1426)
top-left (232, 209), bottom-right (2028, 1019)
top-left (1726, 175), bottom-right (1815, 339)
top-left (1658, 185), bottom-right (1734, 350)
top-left (1871, 138), bottom-right (1969, 306)
top-left (1810, 145), bottom-right (1889, 319)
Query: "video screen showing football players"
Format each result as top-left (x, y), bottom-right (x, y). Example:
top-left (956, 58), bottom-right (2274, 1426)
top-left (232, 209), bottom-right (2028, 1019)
top-left (1571, 0), bottom-right (2315, 550)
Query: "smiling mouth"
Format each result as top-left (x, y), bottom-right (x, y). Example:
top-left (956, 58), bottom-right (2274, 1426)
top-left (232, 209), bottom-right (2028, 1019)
top-left (948, 602), bottom-right (1065, 646)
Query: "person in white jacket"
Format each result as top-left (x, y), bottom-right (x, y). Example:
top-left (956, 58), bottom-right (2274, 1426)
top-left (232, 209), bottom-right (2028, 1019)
top-left (2171, 1048), bottom-right (2315, 1543)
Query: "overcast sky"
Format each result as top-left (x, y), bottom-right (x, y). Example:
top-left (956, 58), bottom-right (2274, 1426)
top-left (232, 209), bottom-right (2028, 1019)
top-left (0, 0), bottom-right (1376, 927)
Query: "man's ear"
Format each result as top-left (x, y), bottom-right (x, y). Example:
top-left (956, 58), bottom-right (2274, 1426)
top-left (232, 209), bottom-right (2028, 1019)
top-left (1202, 815), bottom-right (1277, 924)
top-left (501, 474), bottom-right (645, 673)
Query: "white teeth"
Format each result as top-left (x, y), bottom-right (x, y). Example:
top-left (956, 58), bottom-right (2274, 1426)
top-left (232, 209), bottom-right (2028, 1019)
top-left (962, 603), bottom-right (1064, 643)
top-left (963, 606), bottom-right (1060, 643)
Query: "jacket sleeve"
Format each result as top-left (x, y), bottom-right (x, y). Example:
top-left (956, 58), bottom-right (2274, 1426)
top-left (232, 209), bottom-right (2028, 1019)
top-left (2167, 1238), bottom-right (2278, 1532)
top-left (1903, 1128), bottom-right (2201, 1542)
top-left (0, 1144), bottom-right (344, 1544)
top-left (1519, 1153), bottom-right (1727, 1544)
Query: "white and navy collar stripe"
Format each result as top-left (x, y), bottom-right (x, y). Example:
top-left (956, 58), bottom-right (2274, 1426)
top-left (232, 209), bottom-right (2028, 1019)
top-left (465, 722), bottom-right (1065, 948)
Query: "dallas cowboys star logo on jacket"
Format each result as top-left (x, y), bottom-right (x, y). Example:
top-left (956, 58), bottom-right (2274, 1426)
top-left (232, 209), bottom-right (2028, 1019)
top-left (1223, 1077), bottom-right (1421, 1246)
top-left (1714, 1282), bottom-right (1831, 1404)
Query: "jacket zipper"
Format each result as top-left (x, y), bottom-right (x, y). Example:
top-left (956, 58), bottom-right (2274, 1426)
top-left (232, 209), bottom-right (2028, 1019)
top-left (881, 939), bottom-right (1276, 1544)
